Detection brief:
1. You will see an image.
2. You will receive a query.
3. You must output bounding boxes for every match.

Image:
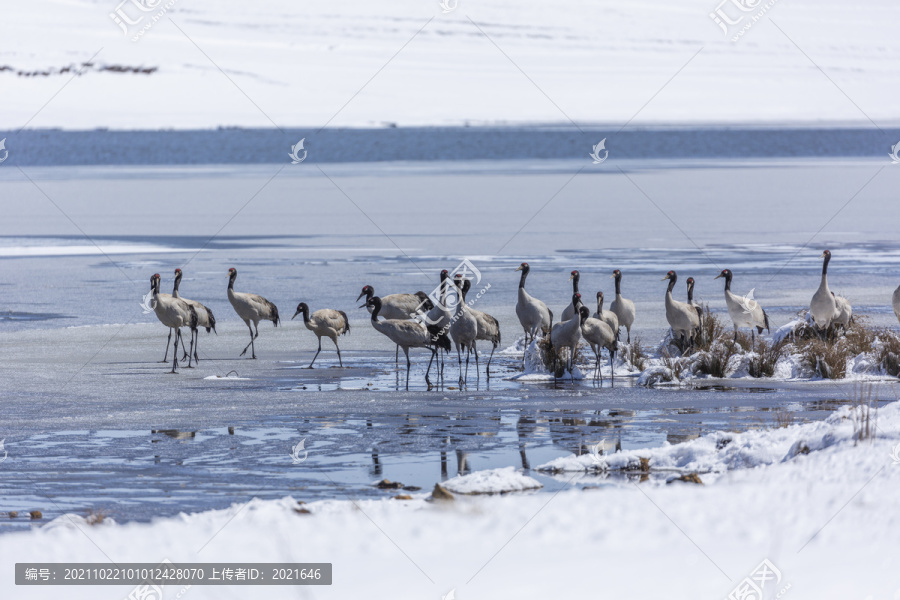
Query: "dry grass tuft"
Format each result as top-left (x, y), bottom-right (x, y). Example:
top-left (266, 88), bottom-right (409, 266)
top-left (798, 338), bottom-right (848, 379)
top-left (630, 335), bottom-right (649, 371)
top-left (874, 328), bottom-right (900, 377)
top-left (660, 348), bottom-right (688, 380)
top-left (694, 340), bottom-right (740, 378)
top-left (851, 383), bottom-right (878, 442)
top-left (773, 408), bottom-right (795, 428)
top-left (749, 338), bottom-right (787, 378)
top-left (85, 509), bottom-right (107, 525)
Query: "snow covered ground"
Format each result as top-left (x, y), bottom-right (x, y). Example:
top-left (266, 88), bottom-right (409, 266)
top-left (1, 0), bottom-right (898, 129)
top-left (3, 399), bottom-right (899, 599)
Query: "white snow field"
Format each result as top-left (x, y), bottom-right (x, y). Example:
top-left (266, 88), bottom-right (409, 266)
top-left (1, 0), bottom-right (898, 130)
top-left (3, 400), bottom-right (899, 599)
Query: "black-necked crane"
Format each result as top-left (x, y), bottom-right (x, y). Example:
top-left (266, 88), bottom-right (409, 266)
top-left (357, 284), bottom-right (432, 364)
top-left (292, 302), bottom-right (350, 368)
top-left (461, 279), bottom-right (501, 378)
top-left (149, 273), bottom-right (197, 374)
top-left (714, 269), bottom-right (770, 342)
top-left (423, 270), bottom-right (453, 377)
top-left (550, 293), bottom-right (583, 380)
top-left (172, 268), bottom-right (216, 364)
top-left (450, 275), bottom-right (478, 387)
top-left (227, 268), bottom-right (280, 359)
top-left (593, 291), bottom-right (619, 335)
top-left (810, 250), bottom-right (837, 335)
top-left (686, 277), bottom-right (699, 308)
top-left (515, 262), bottom-right (552, 355)
top-left (561, 270), bottom-right (581, 322)
top-left (663, 271), bottom-right (701, 351)
top-left (579, 305), bottom-right (617, 383)
top-left (367, 296), bottom-right (441, 389)
top-left (149, 273), bottom-right (186, 363)
top-left (609, 269), bottom-right (636, 344)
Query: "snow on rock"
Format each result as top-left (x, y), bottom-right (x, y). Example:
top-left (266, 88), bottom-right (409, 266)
top-left (442, 467), bottom-right (542, 495)
top-left (637, 365), bottom-right (675, 386)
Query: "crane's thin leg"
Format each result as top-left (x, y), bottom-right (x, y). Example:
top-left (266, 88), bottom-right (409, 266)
top-left (395, 344), bottom-right (399, 366)
top-left (184, 329), bottom-right (195, 368)
top-left (609, 348), bottom-right (616, 387)
top-left (334, 339), bottom-right (343, 368)
top-left (486, 345), bottom-right (495, 379)
top-left (403, 347), bottom-right (411, 390)
top-left (308, 338), bottom-right (322, 368)
top-left (240, 321), bottom-right (255, 358)
top-left (170, 330), bottom-right (179, 374)
top-left (626, 327), bottom-right (631, 344)
top-left (425, 347), bottom-right (436, 389)
top-left (161, 328), bottom-right (173, 362)
top-left (464, 346), bottom-right (471, 385)
top-left (192, 328), bottom-right (200, 363)
top-left (473, 343), bottom-right (479, 380)
top-left (457, 345), bottom-right (464, 387)
top-left (733, 324), bottom-right (738, 344)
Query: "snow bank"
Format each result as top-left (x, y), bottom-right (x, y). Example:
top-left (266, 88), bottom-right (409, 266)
top-left (538, 400), bottom-right (900, 481)
top-left (3, 402), bottom-right (900, 599)
top-left (442, 467), bottom-right (542, 495)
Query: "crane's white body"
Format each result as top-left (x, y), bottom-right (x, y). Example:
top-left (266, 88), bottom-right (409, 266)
top-left (294, 304), bottom-right (349, 368)
top-left (150, 274), bottom-right (196, 373)
top-left (515, 265), bottom-right (552, 352)
top-left (664, 273), bottom-right (700, 349)
top-left (368, 296), bottom-right (438, 388)
top-left (609, 271), bottom-right (635, 344)
top-left (227, 269), bottom-right (279, 359)
top-left (580, 307), bottom-right (617, 383)
top-left (550, 311), bottom-right (582, 380)
top-left (450, 281), bottom-right (479, 387)
top-left (893, 285), bottom-right (900, 324)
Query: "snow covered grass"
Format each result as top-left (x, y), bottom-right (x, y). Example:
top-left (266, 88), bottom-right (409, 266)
top-left (4, 400), bottom-right (900, 599)
top-left (630, 312), bottom-right (900, 385)
top-left (442, 467), bottom-right (542, 495)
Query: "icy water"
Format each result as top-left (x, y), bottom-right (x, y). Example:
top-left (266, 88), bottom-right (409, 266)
top-left (1, 141), bottom-right (900, 529)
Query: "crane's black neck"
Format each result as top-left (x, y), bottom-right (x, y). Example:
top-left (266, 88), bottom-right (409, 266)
top-left (597, 295), bottom-right (604, 312)
top-left (687, 282), bottom-right (695, 303)
top-left (614, 272), bottom-right (622, 295)
top-left (173, 275), bottom-right (182, 295)
top-left (667, 276), bottom-right (677, 293)
top-left (370, 300), bottom-right (381, 321)
top-left (228, 275), bottom-right (235, 291)
top-left (572, 273), bottom-right (579, 294)
top-left (518, 268), bottom-right (528, 289)
top-left (462, 279), bottom-right (471, 302)
top-left (723, 272), bottom-right (732, 292)
top-left (299, 305), bottom-right (310, 324)
top-left (822, 253), bottom-right (831, 276)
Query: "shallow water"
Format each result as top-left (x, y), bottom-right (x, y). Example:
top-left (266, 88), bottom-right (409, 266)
top-left (1, 151), bottom-right (899, 529)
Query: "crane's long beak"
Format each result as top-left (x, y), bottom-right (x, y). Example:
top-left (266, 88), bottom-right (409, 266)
top-left (291, 310), bottom-right (300, 320)
top-left (358, 303), bottom-right (368, 309)
top-left (819, 252), bottom-right (827, 258)
top-left (515, 266), bottom-right (522, 272)
top-left (714, 273), bottom-right (723, 279)
top-left (661, 274), bottom-right (670, 281)
top-left (609, 274), bottom-right (615, 279)
top-left (568, 273), bottom-right (574, 281)
top-left (355, 291), bottom-right (366, 302)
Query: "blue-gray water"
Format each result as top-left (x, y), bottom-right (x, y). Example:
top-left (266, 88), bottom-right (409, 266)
top-left (2, 127), bottom-right (899, 530)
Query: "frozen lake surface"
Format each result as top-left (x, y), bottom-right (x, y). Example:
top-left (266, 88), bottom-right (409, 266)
top-left (1, 152), bottom-right (899, 529)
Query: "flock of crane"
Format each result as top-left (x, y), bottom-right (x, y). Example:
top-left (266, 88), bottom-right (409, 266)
top-left (146, 250), bottom-right (879, 387)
